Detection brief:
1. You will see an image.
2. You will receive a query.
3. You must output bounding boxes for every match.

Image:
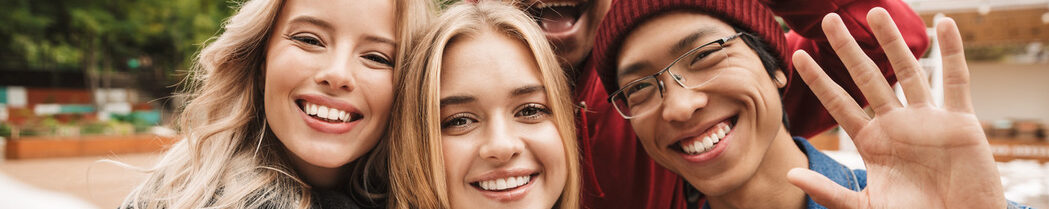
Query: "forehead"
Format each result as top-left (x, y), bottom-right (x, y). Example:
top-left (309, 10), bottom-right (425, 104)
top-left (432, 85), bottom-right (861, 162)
top-left (277, 0), bottom-right (396, 34)
top-left (440, 30), bottom-right (543, 96)
top-left (615, 12), bottom-right (737, 72)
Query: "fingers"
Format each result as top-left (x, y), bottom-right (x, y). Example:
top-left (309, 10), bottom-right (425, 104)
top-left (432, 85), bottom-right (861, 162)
top-left (793, 50), bottom-right (870, 136)
top-left (867, 7), bottom-right (933, 106)
top-left (936, 18), bottom-right (975, 113)
top-left (823, 12), bottom-right (902, 114)
top-left (787, 168), bottom-right (862, 209)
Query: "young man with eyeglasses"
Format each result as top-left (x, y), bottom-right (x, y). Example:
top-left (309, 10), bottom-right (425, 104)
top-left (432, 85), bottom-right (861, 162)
top-left (589, 0), bottom-right (1031, 208)
top-left (496, 0), bottom-right (937, 208)
top-left (560, 0), bottom-right (931, 208)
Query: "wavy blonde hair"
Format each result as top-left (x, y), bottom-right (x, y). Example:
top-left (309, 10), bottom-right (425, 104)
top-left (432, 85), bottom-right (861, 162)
top-left (121, 0), bottom-right (431, 208)
top-left (388, 1), bottom-right (580, 209)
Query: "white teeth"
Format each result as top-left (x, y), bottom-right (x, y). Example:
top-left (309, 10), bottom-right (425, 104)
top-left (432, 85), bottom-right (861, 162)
top-left (681, 122), bottom-right (733, 155)
top-left (496, 179), bottom-right (507, 190)
top-left (477, 175), bottom-right (532, 191)
top-left (318, 106), bottom-right (329, 117)
top-left (302, 102), bottom-right (354, 122)
top-left (327, 108), bottom-right (340, 120)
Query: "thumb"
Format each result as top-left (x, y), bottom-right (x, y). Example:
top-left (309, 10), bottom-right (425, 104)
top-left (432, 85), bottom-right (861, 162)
top-left (787, 168), bottom-right (863, 209)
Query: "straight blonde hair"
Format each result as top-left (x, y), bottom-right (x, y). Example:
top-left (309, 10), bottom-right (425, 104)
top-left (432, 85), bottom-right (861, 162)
top-left (388, 1), bottom-right (580, 208)
top-left (121, 0), bottom-right (432, 208)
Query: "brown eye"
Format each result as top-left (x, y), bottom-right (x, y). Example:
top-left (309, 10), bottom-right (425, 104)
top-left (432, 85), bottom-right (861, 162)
top-left (362, 53), bottom-right (393, 67)
top-left (291, 34), bottom-right (323, 46)
top-left (441, 113), bottom-right (479, 135)
top-left (443, 117), bottom-right (474, 128)
top-left (514, 103), bottom-right (551, 122)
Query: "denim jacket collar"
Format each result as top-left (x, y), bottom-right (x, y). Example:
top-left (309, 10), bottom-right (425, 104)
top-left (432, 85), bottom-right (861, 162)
top-left (701, 137), bottom-right (866, 209)
top-left (792, 136), bottom-right (867, 209)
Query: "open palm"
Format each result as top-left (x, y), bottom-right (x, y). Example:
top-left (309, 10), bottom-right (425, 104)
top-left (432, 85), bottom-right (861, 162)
top-left (788, 8), bottom-right (1007, 209)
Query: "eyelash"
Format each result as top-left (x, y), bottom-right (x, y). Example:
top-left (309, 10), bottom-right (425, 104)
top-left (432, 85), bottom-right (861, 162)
top-left (286, 33), bottom-right (393, 67)
top-left (515, 103), bottom-right (551, 121)
top-left (441, 113), bottom-right (478, 130)
top-left (363, 53), bottom-right (393, 67)
top-left (690, 48), bottom-right (720, 65)
top-left (288, 33), bottom-right (323, 47)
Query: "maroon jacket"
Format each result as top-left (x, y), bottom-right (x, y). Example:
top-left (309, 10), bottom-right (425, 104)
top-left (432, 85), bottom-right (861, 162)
top-left (574, 0), bottom-right (930, 208)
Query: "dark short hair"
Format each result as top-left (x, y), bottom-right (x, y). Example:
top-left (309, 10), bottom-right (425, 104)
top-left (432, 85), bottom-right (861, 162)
top-left (735, 27), bottom-right (790, 129)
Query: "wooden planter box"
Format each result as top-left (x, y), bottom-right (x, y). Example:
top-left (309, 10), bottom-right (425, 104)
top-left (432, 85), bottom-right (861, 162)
top-left (4, 134), bottom-right (176, 159)
top-left (988, 138), bottom-right (1049, 163)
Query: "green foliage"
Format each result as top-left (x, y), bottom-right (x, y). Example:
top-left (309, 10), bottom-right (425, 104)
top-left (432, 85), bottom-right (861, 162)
top-left (0, 123), bottom-right (11, 138)
top-left (0, 0), bottom-right (234, 76)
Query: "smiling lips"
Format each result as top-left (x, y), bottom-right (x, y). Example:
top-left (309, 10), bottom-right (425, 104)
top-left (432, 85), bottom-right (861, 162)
top-left (295, 96), bottom-right (363, 134)
top-left (469, 171), bottom-right (540, 202)
top-left (477, 175), bottom-right (533, 191)
top-left (301, 101), bottom-right (361, 123)
top-left (681, 122), bottom-right (731, 155)
top-left (671, 117), bottom-right (737, 163)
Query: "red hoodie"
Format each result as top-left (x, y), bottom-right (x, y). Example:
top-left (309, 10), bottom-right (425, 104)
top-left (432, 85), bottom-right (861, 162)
top-left (574, 0), bottom-right (930, 208)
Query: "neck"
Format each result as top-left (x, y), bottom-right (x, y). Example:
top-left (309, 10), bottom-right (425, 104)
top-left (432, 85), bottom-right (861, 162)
top-left (707, 126), bottom-right (809, 209)
top-left (287, 151), bottom-right (345, 189)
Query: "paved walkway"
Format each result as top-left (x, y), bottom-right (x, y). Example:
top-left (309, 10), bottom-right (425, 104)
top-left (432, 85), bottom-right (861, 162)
top-left (0, 153), bottom-right (158, 209)
top-left (0, 150), bottom-right (1045, 208)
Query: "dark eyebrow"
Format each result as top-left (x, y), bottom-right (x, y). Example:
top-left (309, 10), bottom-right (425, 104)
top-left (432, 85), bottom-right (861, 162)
top-left (617, 62), bottom-right (652, 78)
top-left (511, 85), bottom-right (545, 97)
top-left (670, 27), bottom-right (717, 57)
top-left (288, 16), bottom-right (333, 31)
top-left (440, 95), bottom-right (476, 108)
top-left (618, 27), bottom-right (718, 78)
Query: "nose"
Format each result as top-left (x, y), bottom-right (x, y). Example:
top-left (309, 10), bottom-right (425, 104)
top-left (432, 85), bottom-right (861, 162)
top-left (660, 80), bottom-right (708, 122)
top-left (313, 56), bottom-right (358, 92)
top-left (478, 116), bottom-right (522, 163)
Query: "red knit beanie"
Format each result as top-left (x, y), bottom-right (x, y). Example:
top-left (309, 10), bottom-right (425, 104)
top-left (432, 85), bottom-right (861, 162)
top-left (591, 0), bottom-right (790, 95)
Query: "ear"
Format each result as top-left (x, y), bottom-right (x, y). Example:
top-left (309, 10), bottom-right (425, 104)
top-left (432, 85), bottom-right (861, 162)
top-left (773, 69), bottom-right (787, 88)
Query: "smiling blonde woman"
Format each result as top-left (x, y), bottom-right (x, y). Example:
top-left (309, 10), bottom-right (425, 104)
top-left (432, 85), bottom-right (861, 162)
top-left (387, 1), bottom-right (580, 209)
top-left (120, 0), bottom-right (431, 208)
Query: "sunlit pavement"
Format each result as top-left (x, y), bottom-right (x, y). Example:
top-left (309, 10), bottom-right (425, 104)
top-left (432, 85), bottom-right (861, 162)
top-left (0, 149), bottom-right (1044, 208)
top-left (0, 152), bottom-right (158, 209)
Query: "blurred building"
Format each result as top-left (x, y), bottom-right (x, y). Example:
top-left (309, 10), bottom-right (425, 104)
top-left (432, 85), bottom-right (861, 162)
top-left (905, 0), bottom-right (1049, 126)
top-left (908, 0), bottom-right (1049, 46)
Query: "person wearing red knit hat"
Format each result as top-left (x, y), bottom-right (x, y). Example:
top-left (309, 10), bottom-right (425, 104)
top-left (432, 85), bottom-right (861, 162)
top-left (589, 0), bottom-right (1032, 208)
top-left (553, 0), bottom-right (931, 208)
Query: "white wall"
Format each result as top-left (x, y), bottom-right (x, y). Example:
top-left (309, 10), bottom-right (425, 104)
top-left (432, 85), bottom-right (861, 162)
top-left (969, 62), bottom-right (1049, 123)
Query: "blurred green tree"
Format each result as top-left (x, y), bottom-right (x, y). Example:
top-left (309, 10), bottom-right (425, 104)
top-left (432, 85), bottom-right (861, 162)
top-left (0, 0), bottom-right (233, 88)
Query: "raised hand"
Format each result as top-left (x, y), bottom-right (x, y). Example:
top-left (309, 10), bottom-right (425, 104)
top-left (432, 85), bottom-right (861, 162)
top-left (786, 7), bottom-right (1007, 209)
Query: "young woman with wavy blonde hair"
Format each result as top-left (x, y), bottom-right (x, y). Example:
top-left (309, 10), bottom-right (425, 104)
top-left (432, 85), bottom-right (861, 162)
top-left (121, 0), bottom-right (431, 208)
top-left (388, 1), bottom-right (580, 209)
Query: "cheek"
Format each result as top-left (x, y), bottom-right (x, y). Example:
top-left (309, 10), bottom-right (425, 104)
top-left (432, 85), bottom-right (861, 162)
top-left (535, 124), bottom-right (565, 167)
top-left (264, 46), bottom-right (314, 94)
top-left (442, 136), bottom-right (475, 184)
top-left (358, 70), bottom-right (395, 118)
top-left (525, 122), bottom-right (567, 186)
top-left (630, 117), bottom-right (663, 149)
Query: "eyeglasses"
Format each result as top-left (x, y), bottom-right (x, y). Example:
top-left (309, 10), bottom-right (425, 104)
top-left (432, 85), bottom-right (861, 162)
top-left (607, 32), bottom-right (745, 119)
